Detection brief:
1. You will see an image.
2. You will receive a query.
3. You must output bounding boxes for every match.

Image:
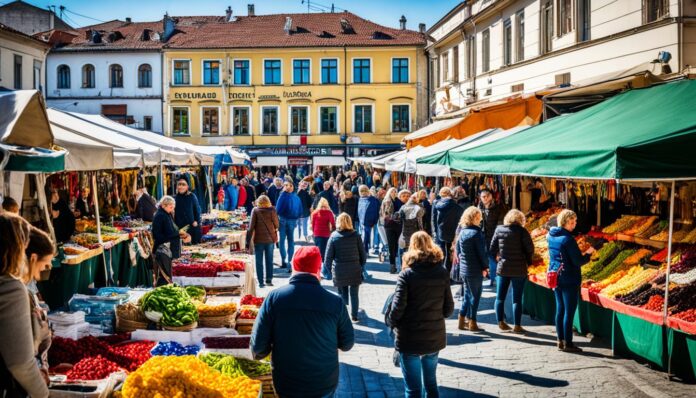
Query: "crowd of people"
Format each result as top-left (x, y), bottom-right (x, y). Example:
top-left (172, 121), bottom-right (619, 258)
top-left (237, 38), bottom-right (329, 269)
top-left (0, 164), bottom-right (591, 398)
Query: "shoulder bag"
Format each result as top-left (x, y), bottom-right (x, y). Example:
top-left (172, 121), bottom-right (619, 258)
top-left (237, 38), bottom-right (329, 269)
top-left (547, 252), bottom-right (563, 289)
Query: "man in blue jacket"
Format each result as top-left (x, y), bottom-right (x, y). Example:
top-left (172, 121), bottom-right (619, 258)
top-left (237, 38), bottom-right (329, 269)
top-left (224, 178), bottom-right (239, 211)
top-left (432, 187), bottom-right (464, 272)
top-left (357, 185), bottom-right (380, 253)
top-left (276, 181), bottom-right (302, 269)
top-left (251, 246), bottom-right (354, 398)
top-left (267, 177), bottom-right (284, 206)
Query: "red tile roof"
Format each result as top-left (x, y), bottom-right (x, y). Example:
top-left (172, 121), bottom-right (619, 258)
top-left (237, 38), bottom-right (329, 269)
top-left (51, 11), bottom-right (424, 51)
top-left (166, 12), bottom-right (425, 48)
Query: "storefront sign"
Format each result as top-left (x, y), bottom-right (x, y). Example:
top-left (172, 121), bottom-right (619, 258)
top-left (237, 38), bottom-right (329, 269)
top-left (258, 95), bottom-right (281, 101)
top-left (288, 156), bottom-right (312, 165)
top-left (246, 146), bottom-right (343, 156)
top-left (283, 91), bottom-right (312, 98)
top-left (229, 92), bottom-right (255, 100)
top-left (173, 92), bottom-right (217, 100)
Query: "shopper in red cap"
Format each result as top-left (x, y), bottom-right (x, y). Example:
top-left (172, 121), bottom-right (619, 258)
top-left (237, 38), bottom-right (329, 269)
top-left (251, 245), bottom-right (354, 398)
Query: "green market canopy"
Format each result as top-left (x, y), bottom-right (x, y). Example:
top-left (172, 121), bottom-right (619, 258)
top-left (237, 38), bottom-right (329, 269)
top-left (419, 78), bottom-right (696, 180)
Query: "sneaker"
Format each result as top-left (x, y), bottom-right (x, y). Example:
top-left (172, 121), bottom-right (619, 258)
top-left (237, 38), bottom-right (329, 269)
top-left (390, 265), bottom-right (397, 274)
top-left (258, 283), bottom-right (265, 288)
top-left (265, 282), bottom-right (274, 286)
top-left (563, 343), bottom-right (583, 353)
top-left (392, 350), bottom-right (401, 367)
top-left (351, 316), bottom-right (359, 323)
top-left (279, 262), bottom-right (287, 269)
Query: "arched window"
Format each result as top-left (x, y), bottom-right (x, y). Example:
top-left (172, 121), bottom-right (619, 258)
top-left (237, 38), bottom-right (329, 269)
top-left (57, 65), bottom-right (70, 89)
top-left (138, 64), bottom-right (152, 88)
top-left (110, 64), bottom-right (123, 88)
top-left (81, 64), bottom-right (95, 88)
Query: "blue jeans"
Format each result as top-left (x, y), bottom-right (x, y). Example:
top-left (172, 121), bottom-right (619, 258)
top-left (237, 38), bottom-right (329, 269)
top-left (554, 285), bottom-right (579, 345)
top-left (436, 239), bottom-right (453, 272)
top-left (314, 236), bottom-right (330, 278)
top-left (372, 226), bottom-right (381, 250)
top-left (496, 275), bottom-right (526, 326)
top-left (361, 224), bottom-right (372, 253)
top-left (338, 285), bottom-right (360, 318)
top-left (296, 217), bottom-right (309, 238)
top-left (254, 243), bottom-right (274, 284)
top-left (279, 217), bottom-right (297, 265)
top-left (460, 276), bottom-right (483, 320)
top-left (488, 256), bottom-right (497, 285)
top-left (400, 352), bottom-right (439, 398)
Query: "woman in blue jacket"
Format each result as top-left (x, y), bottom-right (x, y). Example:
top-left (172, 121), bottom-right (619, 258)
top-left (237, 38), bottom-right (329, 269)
top-left (547, 209), bottom-right (594, 352)
top-left (174, 177), bottom-right (202, 244)
top-left (456, 206), bottom-right (489, 332)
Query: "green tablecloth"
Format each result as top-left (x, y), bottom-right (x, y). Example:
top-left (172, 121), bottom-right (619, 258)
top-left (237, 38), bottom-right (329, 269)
top-left (613, 312), bottom-right (666, 368)
top-left (522, 282), bottom-right (556, 324)
top-left (573, 300), bottom-right (614, 339)
top-left (667, 328), bottom-right (696, 381)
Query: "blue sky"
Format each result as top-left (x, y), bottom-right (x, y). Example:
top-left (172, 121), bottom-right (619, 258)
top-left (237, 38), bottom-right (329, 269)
top-left (11, 0), bottom-right (461, 30)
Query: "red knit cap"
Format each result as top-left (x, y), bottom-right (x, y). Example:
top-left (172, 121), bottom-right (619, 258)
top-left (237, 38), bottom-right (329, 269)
top-left (292, 246), bottom-right (322, 274)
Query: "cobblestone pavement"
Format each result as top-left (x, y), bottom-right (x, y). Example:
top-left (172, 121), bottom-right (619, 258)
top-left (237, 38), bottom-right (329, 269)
top-left (257, 240), bottom-right (696, 398)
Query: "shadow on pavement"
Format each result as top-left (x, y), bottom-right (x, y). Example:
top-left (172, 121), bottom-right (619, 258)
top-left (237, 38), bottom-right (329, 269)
top-left (438, 358), bottom-right (569, 388)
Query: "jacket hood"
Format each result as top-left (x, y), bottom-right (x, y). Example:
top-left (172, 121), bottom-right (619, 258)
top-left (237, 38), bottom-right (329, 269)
top-left (548, 226), bottom-right (568, 237)
top-left (401, 203), bottom-right (422, 219)
top-left (334, 229), bottom-right (359, 238)
top-left (403, 251), bottom-right (443, 269)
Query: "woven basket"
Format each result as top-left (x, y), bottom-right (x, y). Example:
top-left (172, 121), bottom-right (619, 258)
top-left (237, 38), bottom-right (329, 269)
top-left (162, 321), bottom-right (198, 331)
top-left (236, 324), bottom-right (254, 335)
top-left (251, 374), bottom-right (276, 397)
top-left (198, 314), bottom-right (236, 328)
top-left (115, 316), bottom-right (148, 333)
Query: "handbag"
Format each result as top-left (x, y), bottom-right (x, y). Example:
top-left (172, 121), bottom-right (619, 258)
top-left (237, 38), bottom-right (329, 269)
top-left (547, 253), bottom-right (563, 289)
top-left (450, 256), bottom-right (463, 283)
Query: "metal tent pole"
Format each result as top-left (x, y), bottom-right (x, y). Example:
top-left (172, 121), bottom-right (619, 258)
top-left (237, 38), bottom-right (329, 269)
top-left (663, 180), bottom-right (676, 378)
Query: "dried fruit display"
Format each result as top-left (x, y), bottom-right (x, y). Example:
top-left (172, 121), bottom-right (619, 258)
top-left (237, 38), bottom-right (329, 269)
top-left (601, 268), bottom-right (658, 298)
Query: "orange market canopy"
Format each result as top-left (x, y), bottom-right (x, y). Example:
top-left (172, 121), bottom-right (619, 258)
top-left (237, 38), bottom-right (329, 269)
top-left (403, 95), bottom-right (543, 149)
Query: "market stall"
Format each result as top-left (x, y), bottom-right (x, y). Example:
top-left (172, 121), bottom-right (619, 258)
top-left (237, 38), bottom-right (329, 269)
top-left (418, 77), bottom-right (696, 377)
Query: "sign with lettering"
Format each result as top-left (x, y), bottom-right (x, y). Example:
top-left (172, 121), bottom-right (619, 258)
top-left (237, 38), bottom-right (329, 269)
top-left (229, 92), bottom-right (255, 100)
top-left (283, 91), bottom-right (312, 98)
top-left (246, 146), bottom-right (343, 156)
top-left (258, 94), bottom-right (281, 101)
top-left (173, 92), bottom-right (217, 100)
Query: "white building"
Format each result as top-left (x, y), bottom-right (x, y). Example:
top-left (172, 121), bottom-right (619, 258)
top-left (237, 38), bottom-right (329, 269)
top-left (46, 20), bottom-right (165, 133)
top-left (427, 0), bottom-right (696, 117)
top-left (0, 22), bottom-right (48, 91)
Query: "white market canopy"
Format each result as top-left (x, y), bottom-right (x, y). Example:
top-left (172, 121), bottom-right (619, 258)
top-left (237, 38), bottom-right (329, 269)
top-left (0, 90), bottom-right (53, 149)
top-left (50, 123), bottom-right (142, 171)
top-left (370, 148), bottom-right (417, 169)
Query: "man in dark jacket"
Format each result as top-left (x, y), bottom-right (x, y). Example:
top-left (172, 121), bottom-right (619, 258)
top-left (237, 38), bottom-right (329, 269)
top-left (431, 187), bottom-right (464, 272)
top-left (276, 182), bottom-right (303, 269)
top-left (314, 181), bottom-right (339, 214)
top-left (256, 178), bottom-right (270, 199)
top-left (134, 187), bottom-right (157, 222)
top-left (357, 185), bottom-right (380, 254)
top-left (267, 178), bottom-right (284, 206)
top-left (478, 189), bottom-right (505, 286)
top-left (251, 246), bottom-right (354, 398)
top-left (240, 178), bottom-right (256, 215)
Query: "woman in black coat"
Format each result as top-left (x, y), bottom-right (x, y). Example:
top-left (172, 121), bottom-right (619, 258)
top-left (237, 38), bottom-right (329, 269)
top-left (338, 189), bottom-right (358, 227)
top-left (152, 196), bottom-right (191, 285)
top-left (173, 177), bottom-right (202, 244)
top-left (489, 209), bottom-right (535, 334)
top-left (50, 190), bottom-right (75, 243)
top-left (387, 231), bottom-right (454, 398)
top-left (323, 213), bottom-right (366, 322)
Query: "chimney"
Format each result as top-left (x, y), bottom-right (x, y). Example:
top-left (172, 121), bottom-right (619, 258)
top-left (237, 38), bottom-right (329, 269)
top-left (162, 13), bottom-right (176, 42)
top-left (419, 23), bottom-right (426, 34)
top-left (85, 29), bottom-right (92, 40)
top-left (284, 16), bottom-right (293, 35)
top-left (226, 6), bottom-right (233, 22)
top-left (248, 4), bottom-right (255, 16)
top-left (125, 17), bottom-right (132, 24)
top-left (399, 15), bottom-right (407, 30)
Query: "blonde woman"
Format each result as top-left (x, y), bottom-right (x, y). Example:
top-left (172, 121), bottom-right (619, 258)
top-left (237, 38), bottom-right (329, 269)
top-left (489, 209), bottom-right (535, 333)
top-left (323, 213), bottom-right (366, 321)
top-left (311, 198), bottom-right (336, 274)
top-left (387, 231), bottom-right (453, 397)
top-left (455, 207), bottom-right (489, 332)
top-left (248, 195), bottom-right (279, 287)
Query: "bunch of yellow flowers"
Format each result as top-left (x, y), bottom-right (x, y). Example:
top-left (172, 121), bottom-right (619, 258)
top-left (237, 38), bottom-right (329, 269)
top-left (120, 355), bottom-right (260, 398)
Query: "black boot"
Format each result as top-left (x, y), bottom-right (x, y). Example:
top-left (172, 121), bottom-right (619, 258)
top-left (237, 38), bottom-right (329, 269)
top-left (390, 265), bottom-right (397, 274)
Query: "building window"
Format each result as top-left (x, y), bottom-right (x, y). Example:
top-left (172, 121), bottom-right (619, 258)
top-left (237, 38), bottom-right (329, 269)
top-left (466, 36), bottom-right (476, 79)
top-left (354, 105), bottom-right (372, 133)
top-left (321, 59), bottom-right (338, 84)
top-left (82, 64), bottom-right (95, 88)
top-left (138, 64), bottom-right (152, 88)
top-left (645, 0), bottom-right (668, 23)
top-left (264, 60), bottom-right (281, 85)
top-left (392, 58), bottom-right (409, 83)
top-left (110, 64), bottom-right (123, 88)
top-left (172, 107), bottom-right (189, 135)
top-left (33, 60), bottom-right (41, 90)
top-left (452, 46), bottom-right (459, 82)
top-left (503, 19), bottom-right (512, 66)
top-left (320, 106), bottom-right (337, 134)
top-left (353, 59), bottom-right (371, 83)
top-left (481, 29), bottom-right (490, 73)
top-left (555, 72), bottom-right (571, 86)
top-left (173, 60), bottom-right (190, 85)
top-left (13, 54), bottom-right (21, 89)
top-left (430, 58), bottom-right (438, 91)
top-left (232, 107), bottom-right (250, 135)
top-left (516, 10), bottom-right (525, 62)
top-left (143, 116), bottom-right (152, 131)
top-left (511, 83), bottom-right (524, 92)
top-left (293, 59), bottom-right (310, 84)
top-left (392, 105), bottom-right (410, 133)
top-left (558, 0), bottom-right (572, 36)
top-left (261, 107), bottom-right (279, 135)
top-left (441, 52), bottom-right (449, 83)
top-left (234, 60), bottom-right (250, 85)
top-left (541, 0), bottom-right (554, 54)
top-left (290, 107), bottom-right (309, 135)
top-left (202, 107), bottom-right (220, 135)
top-left (57, 64), bottom-right (70, 89)
top-left (203, 60), bottom-right (220, 85)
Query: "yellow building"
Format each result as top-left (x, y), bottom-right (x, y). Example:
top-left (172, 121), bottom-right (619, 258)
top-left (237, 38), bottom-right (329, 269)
top-left (162, 10), bottom-right (426, 167)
